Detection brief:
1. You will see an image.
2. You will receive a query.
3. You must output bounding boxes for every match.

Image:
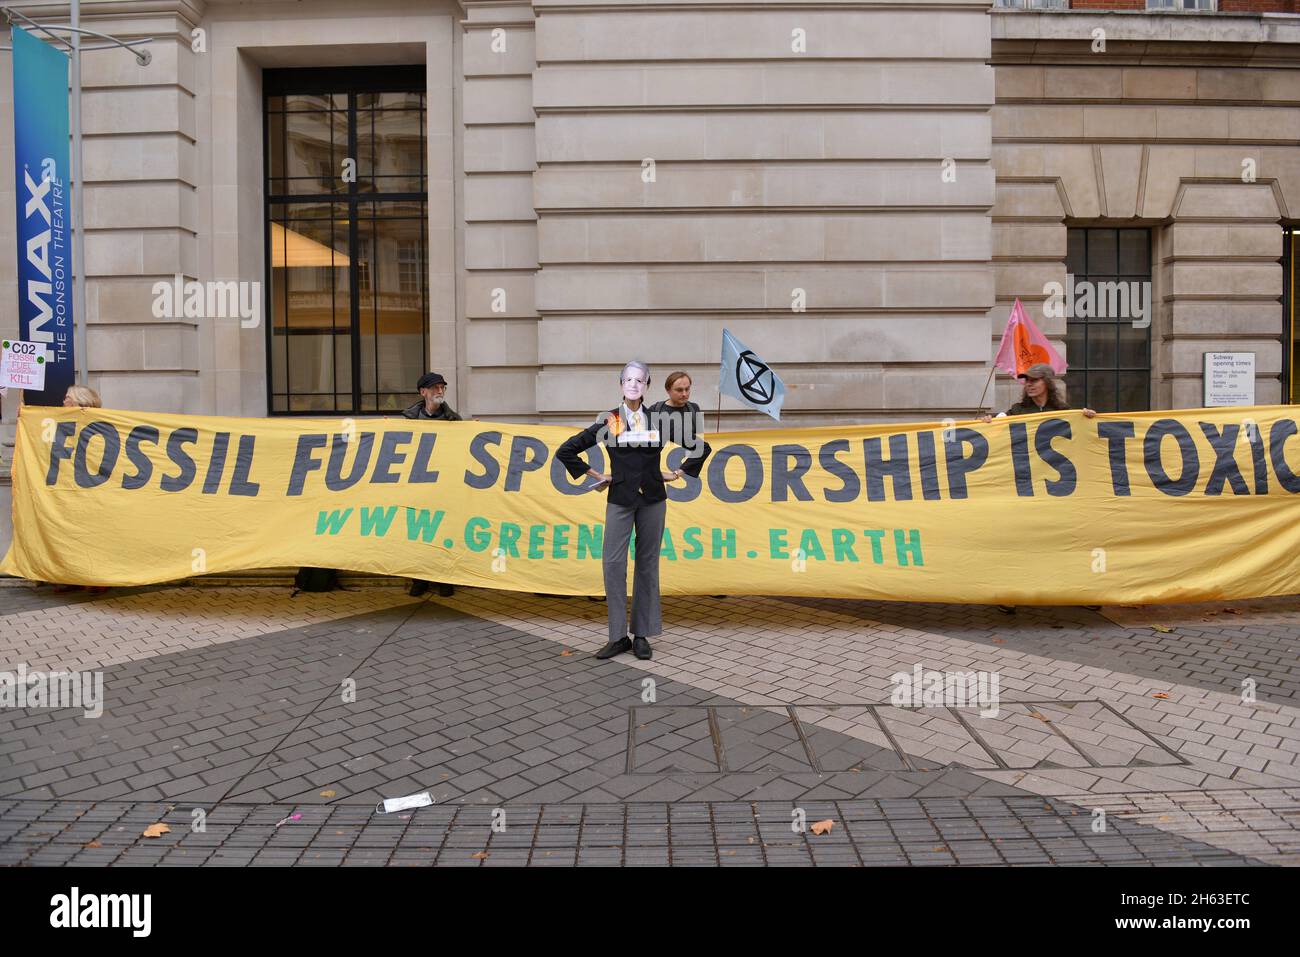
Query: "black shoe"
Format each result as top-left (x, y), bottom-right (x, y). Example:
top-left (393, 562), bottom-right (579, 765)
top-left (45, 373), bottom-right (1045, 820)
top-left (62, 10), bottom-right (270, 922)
top-left (438, 583), bottom-right (454, 597)
top-left (632, 636), bottom-right (652, 660)
top-left (595, 637), bottom-right (632, 660)
top-left (408, 579), bottom-right (430, 597)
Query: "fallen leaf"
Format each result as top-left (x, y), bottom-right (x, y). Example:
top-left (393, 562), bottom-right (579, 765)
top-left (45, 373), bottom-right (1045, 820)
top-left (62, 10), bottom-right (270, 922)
top-left (83, 840), bottom-right (102, 848)
top-left (319, 790), bottom-right (336, 798)
top-left (1223, 607), bottom-right (1240, 615)
top-left (1152, 625), bottom-right (1173, 633)
top-left (810, 819), bottom-right (834, 835)
top-left (933, 846), bottom-right (946, 852)
top-left (1027, 710), bottom-right (1049, 722)
top-left (471, 851), bottom-right (489, 860)
top-left (560, 649), bottom-right (573, 657)
top-left (142, 823), bottom-right (170, 838)
top-left (991, 638), bottom-right (1005, 645)
top-left (1152, 693), bottom-right (1171, 700)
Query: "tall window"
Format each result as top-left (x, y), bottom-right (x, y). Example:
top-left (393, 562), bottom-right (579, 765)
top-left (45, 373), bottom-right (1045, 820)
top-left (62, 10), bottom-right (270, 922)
top-left (1063, 228), bottom-right (1153, 413)
top-left (265, 67), bottom-right (428, 414)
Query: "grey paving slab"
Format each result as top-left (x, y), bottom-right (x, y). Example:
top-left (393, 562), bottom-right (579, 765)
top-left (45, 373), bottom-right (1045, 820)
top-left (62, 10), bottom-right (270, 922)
top-left (2, 585), bottom-right (1298, 865)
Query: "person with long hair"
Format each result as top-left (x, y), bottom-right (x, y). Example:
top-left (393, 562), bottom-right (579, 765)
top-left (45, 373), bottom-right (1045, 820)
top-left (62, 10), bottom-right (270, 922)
top-left (978, 364), bottom-right (1096, 422)
top-left (63, 385), bottom-right (102, 409)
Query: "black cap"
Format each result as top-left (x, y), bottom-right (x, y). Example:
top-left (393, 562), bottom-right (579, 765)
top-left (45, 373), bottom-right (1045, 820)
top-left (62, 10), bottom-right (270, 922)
top-left (417, 372), bottom-right (447, 390)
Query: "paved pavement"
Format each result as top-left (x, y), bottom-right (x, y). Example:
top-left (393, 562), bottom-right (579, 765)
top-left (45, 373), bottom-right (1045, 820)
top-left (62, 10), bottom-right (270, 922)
top-left (0, 582), bottom-right (1297, 866)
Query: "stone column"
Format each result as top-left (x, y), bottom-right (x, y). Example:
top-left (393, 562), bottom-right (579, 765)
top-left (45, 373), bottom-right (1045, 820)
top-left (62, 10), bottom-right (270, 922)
top-left (461, 0), bottom-right (539, 421)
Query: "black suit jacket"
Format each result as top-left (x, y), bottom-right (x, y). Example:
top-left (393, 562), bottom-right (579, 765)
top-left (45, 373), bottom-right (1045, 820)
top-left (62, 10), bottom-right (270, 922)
top-left (557, 405), bottom-right (711, 507)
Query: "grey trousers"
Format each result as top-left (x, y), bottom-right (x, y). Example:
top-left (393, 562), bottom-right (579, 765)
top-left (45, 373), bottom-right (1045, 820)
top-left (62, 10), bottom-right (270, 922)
top-left (603, 497), bottom-right (666, 643)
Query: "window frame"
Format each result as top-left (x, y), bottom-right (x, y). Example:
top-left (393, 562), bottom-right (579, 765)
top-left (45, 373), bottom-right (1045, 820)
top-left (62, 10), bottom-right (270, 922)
top-left (262, 66), bottom-right (429, 417)
top-left (1063, 226), bottom-right (1155, 413)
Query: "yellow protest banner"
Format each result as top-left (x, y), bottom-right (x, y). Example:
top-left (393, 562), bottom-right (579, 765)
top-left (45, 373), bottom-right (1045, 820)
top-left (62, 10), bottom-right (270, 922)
top-left (3, 405), bottom-right (1300, 604)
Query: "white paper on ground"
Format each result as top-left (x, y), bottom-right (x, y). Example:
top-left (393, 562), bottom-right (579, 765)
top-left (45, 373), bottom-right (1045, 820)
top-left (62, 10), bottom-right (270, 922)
top-left (379, 791), bottom-right (434, 813)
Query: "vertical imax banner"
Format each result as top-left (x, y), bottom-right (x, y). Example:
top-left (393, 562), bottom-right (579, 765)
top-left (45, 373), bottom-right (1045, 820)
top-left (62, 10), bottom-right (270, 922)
top-left (12, 25), bottom-right (74, 407)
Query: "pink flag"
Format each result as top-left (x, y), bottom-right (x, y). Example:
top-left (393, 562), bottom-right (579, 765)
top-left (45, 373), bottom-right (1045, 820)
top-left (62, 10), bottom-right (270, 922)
top-left (993, 299), bottom-right (1067, 377)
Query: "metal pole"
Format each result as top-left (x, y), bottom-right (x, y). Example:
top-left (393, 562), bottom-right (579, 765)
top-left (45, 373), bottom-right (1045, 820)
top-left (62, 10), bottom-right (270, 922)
top-left (975, 364), bottom-right (997, 415)
top-left (70, 0), bottom-right (88, 385)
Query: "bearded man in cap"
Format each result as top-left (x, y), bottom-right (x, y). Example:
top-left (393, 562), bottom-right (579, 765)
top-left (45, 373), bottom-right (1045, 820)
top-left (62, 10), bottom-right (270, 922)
top-left (403, 372), bottom-right (462, 422)
top-left (404, 372), bottom-right (461, 597)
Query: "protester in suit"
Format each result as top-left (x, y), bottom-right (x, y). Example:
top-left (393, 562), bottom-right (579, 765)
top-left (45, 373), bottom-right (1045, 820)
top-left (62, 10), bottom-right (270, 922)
top-left (557, 361), bottom-right (711, 661)
top-left (403, 371), bottom-right (460, 597)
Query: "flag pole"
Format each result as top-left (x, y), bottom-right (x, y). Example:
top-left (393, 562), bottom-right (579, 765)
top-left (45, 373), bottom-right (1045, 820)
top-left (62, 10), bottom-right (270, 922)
top-left (715, 388), bottom-right (722, 433)
top-left (976, 364), bottom-right (997, 415)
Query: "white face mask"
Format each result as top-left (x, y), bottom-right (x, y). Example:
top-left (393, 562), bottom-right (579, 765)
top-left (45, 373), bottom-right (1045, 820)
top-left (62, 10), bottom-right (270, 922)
top-left (621, 371), bottom-right (646, 402)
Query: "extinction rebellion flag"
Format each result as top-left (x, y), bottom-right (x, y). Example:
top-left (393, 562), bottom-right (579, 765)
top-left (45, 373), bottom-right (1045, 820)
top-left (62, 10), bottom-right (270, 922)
top-left (719, 328), bottom-right (786, 421)
top-left (12, 25), bottom-right (75, 407)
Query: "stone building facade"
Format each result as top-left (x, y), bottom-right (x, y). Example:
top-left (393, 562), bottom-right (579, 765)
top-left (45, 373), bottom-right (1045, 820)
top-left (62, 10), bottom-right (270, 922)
top-left (0, 0), bottom-right (1296, 451)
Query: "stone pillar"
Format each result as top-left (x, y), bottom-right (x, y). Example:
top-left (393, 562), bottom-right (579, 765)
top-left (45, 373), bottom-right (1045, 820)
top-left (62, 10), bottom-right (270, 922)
top-left (461, 1), bottom-right (539, 421)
